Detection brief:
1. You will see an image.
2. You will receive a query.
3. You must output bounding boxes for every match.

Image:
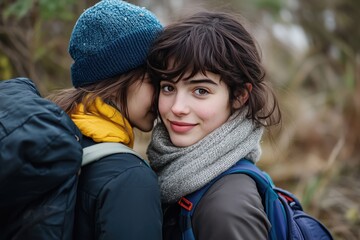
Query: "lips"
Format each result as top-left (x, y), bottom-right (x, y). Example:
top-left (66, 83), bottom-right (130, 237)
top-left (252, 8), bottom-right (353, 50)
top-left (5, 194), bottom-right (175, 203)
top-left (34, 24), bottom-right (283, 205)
top-left (169, 120), bottom-right (197, 133)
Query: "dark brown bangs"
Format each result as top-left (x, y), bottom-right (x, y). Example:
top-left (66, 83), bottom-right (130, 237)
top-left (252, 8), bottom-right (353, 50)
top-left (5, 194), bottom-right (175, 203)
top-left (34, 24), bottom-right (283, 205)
top-left (148, 37), bottom-right (205, 83)
top-left (148, 19), bottom-right (227, 83)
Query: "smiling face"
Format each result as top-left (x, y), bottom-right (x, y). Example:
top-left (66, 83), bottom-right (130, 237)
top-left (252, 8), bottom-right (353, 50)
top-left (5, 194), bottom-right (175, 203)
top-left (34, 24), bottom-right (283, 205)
top-left (158, 71), bottom-right (232, 147)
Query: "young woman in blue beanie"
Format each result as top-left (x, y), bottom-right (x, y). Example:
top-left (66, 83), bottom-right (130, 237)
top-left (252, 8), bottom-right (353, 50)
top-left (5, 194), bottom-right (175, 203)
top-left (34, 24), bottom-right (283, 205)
top-left (146, 11), bottom-right (281, 240)
top-left (50, 0), bottom-right (163, 239)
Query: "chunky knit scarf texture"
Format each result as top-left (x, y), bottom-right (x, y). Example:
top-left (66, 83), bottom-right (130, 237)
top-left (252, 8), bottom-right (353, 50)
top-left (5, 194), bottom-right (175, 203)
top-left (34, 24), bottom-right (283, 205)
top-left (147, 111), bottom-right (264, 203)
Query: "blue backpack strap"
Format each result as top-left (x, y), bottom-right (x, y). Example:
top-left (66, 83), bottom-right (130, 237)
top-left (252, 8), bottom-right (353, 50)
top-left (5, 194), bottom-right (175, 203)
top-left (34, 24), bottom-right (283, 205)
top-left (179, 159), bottom-right (287, 240)
top-left (178, 175), bottom-right (219, 240)
top-left (229, 160), bottom-right (287, 240)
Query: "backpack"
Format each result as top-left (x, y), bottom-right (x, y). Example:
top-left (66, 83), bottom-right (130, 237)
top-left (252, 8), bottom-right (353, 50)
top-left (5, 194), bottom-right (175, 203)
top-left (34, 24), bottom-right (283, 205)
top-left (0, 77), bottom-right (83, 239)
top-left (178, 159), bottom-right (333, 240)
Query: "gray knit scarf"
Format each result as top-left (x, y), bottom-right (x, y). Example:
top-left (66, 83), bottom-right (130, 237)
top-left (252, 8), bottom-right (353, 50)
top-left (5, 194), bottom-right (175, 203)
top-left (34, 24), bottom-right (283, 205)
top-left (147, 111), bottom-right (264, 203)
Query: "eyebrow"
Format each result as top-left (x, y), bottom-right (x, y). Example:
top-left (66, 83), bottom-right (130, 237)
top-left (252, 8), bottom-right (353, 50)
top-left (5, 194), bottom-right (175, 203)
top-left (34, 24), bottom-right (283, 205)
top-left (187, 78), bottom-right (218, 85)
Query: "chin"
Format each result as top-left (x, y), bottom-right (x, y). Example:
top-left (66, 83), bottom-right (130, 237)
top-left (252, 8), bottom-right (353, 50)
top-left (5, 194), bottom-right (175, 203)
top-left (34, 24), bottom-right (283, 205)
top-left (135, 117), bottom-right (155, 132)
top-left (139, 125), bottom-right (153, 132)
top-left (169, 137), bottom-right (195, 148)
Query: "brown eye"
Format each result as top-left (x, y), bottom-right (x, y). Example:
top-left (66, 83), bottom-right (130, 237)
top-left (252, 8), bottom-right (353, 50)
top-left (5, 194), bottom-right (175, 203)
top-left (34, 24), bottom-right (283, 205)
top-left (194, 88), bottom-right (209, 96)
top-left (161, 85), bottom-right (174, 93)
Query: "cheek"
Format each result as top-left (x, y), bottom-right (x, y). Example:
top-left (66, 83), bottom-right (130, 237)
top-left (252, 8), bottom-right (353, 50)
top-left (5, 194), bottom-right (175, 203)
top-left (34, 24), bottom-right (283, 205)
top-left (199, 101), bottom-right (231, 128)
top-left (146, 91), bottom-right (153, 101)
top-left (145, 85), bottom-right (155, 99)
top-left (140, 84), bottom-right (154, 108)
top-left (195, 107), bottom-right (216, 120)
top-left (158, 96), bottom-right (169, 117)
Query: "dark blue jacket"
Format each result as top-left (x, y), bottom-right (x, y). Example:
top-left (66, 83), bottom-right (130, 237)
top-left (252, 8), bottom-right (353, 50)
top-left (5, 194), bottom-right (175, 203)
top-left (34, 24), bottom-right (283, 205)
top-left (74, 137), bottom-right (163, 240)
top-left (0, 78), bottom-right (83, 239)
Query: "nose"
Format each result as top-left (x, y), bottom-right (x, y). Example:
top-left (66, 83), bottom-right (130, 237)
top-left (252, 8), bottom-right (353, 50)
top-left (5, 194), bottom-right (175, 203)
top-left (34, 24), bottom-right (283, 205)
top-left (171, 92), bottom-right (190, 116)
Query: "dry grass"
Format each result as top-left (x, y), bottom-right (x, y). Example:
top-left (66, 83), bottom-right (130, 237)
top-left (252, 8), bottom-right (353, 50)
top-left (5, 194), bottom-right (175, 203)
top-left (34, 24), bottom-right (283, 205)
top-left (260, 82), bottom-right (360, 239)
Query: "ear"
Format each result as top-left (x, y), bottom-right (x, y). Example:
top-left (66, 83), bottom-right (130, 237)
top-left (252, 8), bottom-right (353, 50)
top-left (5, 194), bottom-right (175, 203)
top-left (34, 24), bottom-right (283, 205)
top-left (232, 83), bottom-right (252, 109)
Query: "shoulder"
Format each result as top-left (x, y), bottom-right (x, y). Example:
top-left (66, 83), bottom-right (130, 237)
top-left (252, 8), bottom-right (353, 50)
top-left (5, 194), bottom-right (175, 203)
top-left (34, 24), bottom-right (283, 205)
top-left (78, 153), bottom-right (158, 195)
top-left (102, 153), bottom-right (158, 188)
top-left (206, 173), bottom-right (262, 204)
top-left (195, 173), bottom-right (264, 217)
top-left (193, 173), bottom-right (270, 240)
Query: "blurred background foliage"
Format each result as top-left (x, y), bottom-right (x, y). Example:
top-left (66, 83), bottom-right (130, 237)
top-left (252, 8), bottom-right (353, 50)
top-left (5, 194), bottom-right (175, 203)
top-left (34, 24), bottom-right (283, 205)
top-left (1, 0), bottom-right (359, 239)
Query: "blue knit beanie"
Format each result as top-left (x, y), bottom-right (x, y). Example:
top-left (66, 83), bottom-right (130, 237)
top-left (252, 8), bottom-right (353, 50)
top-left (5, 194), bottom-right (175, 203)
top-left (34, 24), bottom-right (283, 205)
top-left (69, 0), bottom-right (163, 87)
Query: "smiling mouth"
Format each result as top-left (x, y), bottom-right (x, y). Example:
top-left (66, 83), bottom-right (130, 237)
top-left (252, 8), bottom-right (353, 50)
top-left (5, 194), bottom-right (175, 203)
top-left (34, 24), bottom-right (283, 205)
top-left (169, 121), bottom-right (197, 133)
